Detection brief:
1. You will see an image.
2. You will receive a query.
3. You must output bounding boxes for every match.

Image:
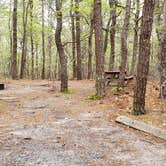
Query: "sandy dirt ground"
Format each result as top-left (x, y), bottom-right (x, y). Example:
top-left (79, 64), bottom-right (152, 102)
top-left (0, 80), bottom-right (166, 166)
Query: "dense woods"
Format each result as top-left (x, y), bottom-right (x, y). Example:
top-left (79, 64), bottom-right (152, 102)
top-left (0, 1), bottom-right (166, 164)
top-left (0, 0), bottom-right (165, 114)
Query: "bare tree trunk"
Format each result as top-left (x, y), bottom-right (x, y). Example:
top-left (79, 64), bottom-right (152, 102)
top-left (103, 17), bottom-right (111, 56)
top-left (55, 0), bottom-right (68, 92)
top-left (87, 10), bottom-right (94, 79)
top-left (20, 0), bottom-right (29, 79)
top-left (75, 0), bottom-right (82, 80)
top-left (94, 0), bottom-right (105, 97)
top-left (26, 56), bottom-right (30, 78)
top-left (156, 0), bottom-right (166, 98)
top-left (133, 0), bottom-right (155, 115)
top-left (130, 0), bottom-right (140, 75)
top-left (118, 0), bottom-right (131, 87)
top-left (30, 0), bottom-right (34, 80)
top-left (109, 0), bottom-right (116, 71)
top-left (11, 0), bottom-right (18, 79)
top-left (9, 0), bottom-right (12, 76)
top-left (48, 36), bottom-right (52, 79)
top-left (57, 55), bottom-right (61, 80)
top-left (159, 31), bottom-right (166, 99)
top-left (47, 0), bottom-right (53, 80)
top-left (70, 0), bottom-right (77, 79)
top-left (54, 54), bottom-right (58, 80)
top-left (41, 0), bottom-right (45, 79)
top-left (35, 43), bottom-right (39, 79)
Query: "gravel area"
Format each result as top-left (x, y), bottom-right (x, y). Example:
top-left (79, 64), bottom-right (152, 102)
top-left (0, 80), bottom-right (166, 166)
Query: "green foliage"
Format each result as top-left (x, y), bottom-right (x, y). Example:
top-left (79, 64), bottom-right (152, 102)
top-left (0, 0), bottom-right (161, 80)
top-left (88, 95), bottom-right (103, 100)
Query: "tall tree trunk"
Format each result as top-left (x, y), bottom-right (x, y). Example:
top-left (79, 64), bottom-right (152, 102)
top-left (35, 43), bottom-right (39, 79)
top-left (54, 54), bottom-right (58, 80)
top-left (103, 17), bottom-right (111, 56)
top-left (30, 0), bottom-right (34, 80)
top-left (55, 0), bottom-right (68, 92)
top-left (118, 0), bottom-right (131, 87)
top-left (48, 37), bottom-right (52, 79)
top-left (159, 30), bottom-right (166, 99)
top-left (133, 0), bottom-right (155, 115)
top-left (87, 10), bottom-right (94, 79)
top-left (94, 0), bottom-right (105, 97)
top-left (47, 0), bottom-right (53, 80)
top-left (130, 0), bottom-right (140, 75)
top-left (11, 0), bottom-right (18, 79)
top-left (109, 0), bottom-right (116, 71)
top-left (41, 0), bottom-right (45, 79)
top-left (75, 0), bottom-right (82, 80)
top-left (156, 0), bottom-right (166, 98)
top-left (57, 56), bottom-right (61, 80)
top-left (70, 0), bottom-right (77, 79)
top-left (26, 56), bottom-right (30, 78)
top-left (20, 0), bottom-right (29, 79)
top-left (9, 0), bottom-right (12, 76)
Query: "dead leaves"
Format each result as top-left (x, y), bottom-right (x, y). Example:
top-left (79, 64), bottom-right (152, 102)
top-left (106, 80), bottom-right (166, 130)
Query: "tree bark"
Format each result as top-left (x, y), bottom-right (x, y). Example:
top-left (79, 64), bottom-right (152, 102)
top-left (35, 43), bottom-right (39, 79)
top-left (75, 0), bottom-right (82, 80)
top-left (130, 0), bottom-right (140, 75)
top-left (118, 0), bottom-right (131, 87)
top-left (41, 0), bottom-right (45, 79)
top-left (9, 0), bottom-right (12, 76)
top-left (87, 10), bottom-right (94, 79)
top-left (55, 0), bottom-right (68, 92)
top-left (159, 31), bottom-right (166, 99)
top-left (57, 55), bottom-right (61, 80)
top-left (109, 0), bottom-right (116, 71)
top-left (133, 0), bottom-right (155, 115)
top-left (11, 0), bottom-right (18, 79)
top-left (94, 0), bottom-right (105, 97)
top-left (30, 0), bottom-right (34, 80)
top-left (70, 0), bottom-right (77, 79)
top-left (103, 16), bottom-right (111, 56)
top-left (48, 36), bottom-right (52, 80)
top-left (20, 0), bottom-right (29, 79)
top-left (47, 0), bottom-right (53, 80)
top-left (156, 0), bottom-right (166, 98)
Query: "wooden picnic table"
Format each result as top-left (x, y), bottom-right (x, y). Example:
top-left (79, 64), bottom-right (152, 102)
top-left (104, 71), bottom-right (133, 86)
top-left (104, 71), bottom-right (127, 79)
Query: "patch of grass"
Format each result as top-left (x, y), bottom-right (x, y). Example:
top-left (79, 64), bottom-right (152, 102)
top-left (111, 87), bottom-right (125, 92)
top-left (88, 95), bottom-right (103, 100)
top-left (0, 102), bottom-right (5, 108)
top-left (62, 89), bottom-right (74, 94)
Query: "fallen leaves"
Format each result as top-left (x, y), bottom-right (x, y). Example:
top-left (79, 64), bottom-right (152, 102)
top-left (106, 80), bottom-right (166, 130)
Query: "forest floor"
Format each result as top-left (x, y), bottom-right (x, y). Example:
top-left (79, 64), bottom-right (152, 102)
top-left (0, 79), bottom-right (166, 165)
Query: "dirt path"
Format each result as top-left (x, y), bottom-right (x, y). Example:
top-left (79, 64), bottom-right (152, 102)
top-left (0, 80), bottom-right (166, 166)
